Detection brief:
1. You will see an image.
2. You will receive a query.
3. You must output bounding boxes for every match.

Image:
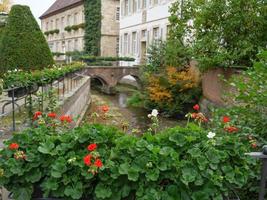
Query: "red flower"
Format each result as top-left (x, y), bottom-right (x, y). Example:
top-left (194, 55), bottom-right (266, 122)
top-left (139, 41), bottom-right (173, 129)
top-left (193, 104), bottom-right (200, 111)
top-left (101, 105), bottom-right (109, 113)
top-left (251, 143), bottom-right (257, 149)
top-left (224, 126), bottom-right (238, 133)
top-left (223, 116), bottom-right (230, 123)
top-left (87, 144), bottom-right (97, 151)
top-left (84, 154), bottom-right (92, 166)
top-left (48, 112), bottom-right (57, 118)
top-left (9, 143), bottom-right (19, 150)
top-left (94, 159), bottom-right (103, 168)
top-left (60, 115), bottom-right (72, 123)
top-left (33, 111), bottom-right (42, 120)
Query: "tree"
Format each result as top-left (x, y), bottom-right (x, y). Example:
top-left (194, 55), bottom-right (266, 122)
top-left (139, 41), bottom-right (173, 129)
top-left (0, 0), bottom-right (12, 12)
top-left (0, 5), bottom-right (54, 75)
top-left (169, 0), bottom-right (267, 71)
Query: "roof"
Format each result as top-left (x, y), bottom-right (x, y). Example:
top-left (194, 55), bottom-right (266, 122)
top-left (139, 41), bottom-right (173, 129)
top-left (40, 0), bottom-right (83, 19)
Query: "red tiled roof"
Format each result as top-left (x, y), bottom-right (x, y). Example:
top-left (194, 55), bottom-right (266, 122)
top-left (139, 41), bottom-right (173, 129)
top-left (40, 0), bottom-right (83, 19)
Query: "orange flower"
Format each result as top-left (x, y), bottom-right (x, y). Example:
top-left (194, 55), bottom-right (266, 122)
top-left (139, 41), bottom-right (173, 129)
top-left (60, 115), bottom-right (72, 123)
top-left (87, 144), bottom-right (97, 151)
top-left (101, 105), bottom-right (109, 113)
top-left (224, 126), bottom-right (238, 133)
top-left (223, 116), bottom-right (230, 123)
top-left (94, 159), bottom-right (103, 168)
top-left (84, 154), bottom-right (92, 166)
top-left (33, 111), bottom-right (42, 120)
top-left (47, 112), bottom-right (57, 118)
top-left (9, 143), bottom-right (19, 150)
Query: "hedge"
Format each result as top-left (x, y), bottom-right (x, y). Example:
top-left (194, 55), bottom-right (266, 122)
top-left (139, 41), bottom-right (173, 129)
top-left (0, 5), bottom-right (54, 75)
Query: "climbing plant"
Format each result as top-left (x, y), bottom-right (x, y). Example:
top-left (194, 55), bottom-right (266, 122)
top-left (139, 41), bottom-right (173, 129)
top-left (84, 0), bottom-right (101, 56)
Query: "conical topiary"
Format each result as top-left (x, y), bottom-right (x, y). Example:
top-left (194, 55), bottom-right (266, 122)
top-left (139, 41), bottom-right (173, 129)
top-left (0, 5), bottom-right (54, 75)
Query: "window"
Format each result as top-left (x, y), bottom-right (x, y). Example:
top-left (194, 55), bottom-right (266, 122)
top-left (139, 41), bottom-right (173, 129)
top-left (154, 0), bottom-right (158, 5)
top-left (124, 33), bottom-right (128, 54)
top-left (67, 15), bottom-right (71, 26)
top-left (48, 42), bottom-right (54, 51)
top-left (46, 22), bottom-right (49, 31)
top-left (125, 0), bottom-right (129, 16)
top-left (74, 13), bottom-right (78, 24)
top-left (138, 0), bottom-right (141, 9)
top-left (116, 37), bottom-right (120, 55)
top-left (133, 0), bottom-right (137, 13)
top-left (142, 0), bottom-right (147, 9)
top-left (55, 19), bottom-right (59, 29)
top-left (153, 27), bottom-right (159, 41)
top-left (116, 7), bottom-right (120, 21)
top-left (74, 39), bottom-right (78, 51)
top-left (132, 32), bottom-right (137, 54)
top-left (68, 40), bottom-right (72, 51)
top-left (61, 17), bottom-right (65, 31)
top-left (50, 20), bottom-right (53, 30)
top-left (56, 42), bottom-right (60, 52)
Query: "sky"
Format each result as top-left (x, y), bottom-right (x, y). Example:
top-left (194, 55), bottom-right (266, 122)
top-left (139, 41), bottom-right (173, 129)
top-left (13, 0), bottom-right (56, 25)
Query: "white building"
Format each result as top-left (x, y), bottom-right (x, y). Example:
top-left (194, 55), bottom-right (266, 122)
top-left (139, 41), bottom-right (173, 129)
top-left (119, 0), bottom-right (175, 65)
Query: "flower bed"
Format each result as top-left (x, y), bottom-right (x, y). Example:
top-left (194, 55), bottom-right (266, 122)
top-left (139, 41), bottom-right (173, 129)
top-left (0, 109), bottom-right (260, 200)
top-left (2, 62), bottom-right (85, 89)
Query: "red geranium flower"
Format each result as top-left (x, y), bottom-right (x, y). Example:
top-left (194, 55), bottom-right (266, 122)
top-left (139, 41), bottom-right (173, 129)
top-left (84, 154), bottom-right (92, 166)
top-left (9, 143), bottom-right (19, 150)
top-left (33, 111), bottom-right (42, 120)
top-left (48, 112), bottom-right (57, 118)
top-left (101, 105), bottom-right (109, 113)
top-left (60, 115), bottom-right (72, 123)
top-left (193, 104), bottom-right (200, 111)
top-left (191, 113), bottom-right (198, 119)
top-left (251, 143), bottom-right (257, 149)
top-left (94, 159), bottom-right (103, 168)
top-left (224, 126), bottom-right (238, 133)
top-left (87, 144), bottom-right (97, 151)
top-left (223, 116), bottom-right (230, 123)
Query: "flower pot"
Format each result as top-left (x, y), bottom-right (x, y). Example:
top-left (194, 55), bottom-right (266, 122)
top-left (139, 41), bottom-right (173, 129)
top-left (8, 85), bottom-right (39, 98)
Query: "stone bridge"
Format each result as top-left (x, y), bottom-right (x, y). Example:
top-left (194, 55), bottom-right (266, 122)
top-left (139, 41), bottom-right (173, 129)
top-left (83, 66), bottom-right (140, 94)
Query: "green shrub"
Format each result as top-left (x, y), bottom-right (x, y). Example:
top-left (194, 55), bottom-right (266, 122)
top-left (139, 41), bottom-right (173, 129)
top-left (0, 122), bottom-right (259, 200)
top-left (0, 5), bottom-right (54, 75)
top-left (44, 29), bottom-right (59, 36)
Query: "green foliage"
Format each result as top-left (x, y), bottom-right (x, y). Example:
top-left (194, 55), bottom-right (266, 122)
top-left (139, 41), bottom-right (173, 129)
top-left (84, 0), bottom-right (101, 56)
top-left (0, 123), bottom-right (259, 199)
top-left (3, 62), bottom-right (85, 89)
top-left (212, 51), bottom-right (267, 142)
top-left (127, 91), bottom-right (145, 108)
top-left (64, 23), bottom-right (85, 32)
top-left (169, 0), bottom-right (267, 71)
top-left (44, 29), bottom-right (59, 36)
top-left (0, 5), bottom-right (54, 74)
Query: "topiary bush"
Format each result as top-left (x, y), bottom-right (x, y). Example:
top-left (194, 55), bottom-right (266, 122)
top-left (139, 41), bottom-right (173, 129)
top-left (0, 5), bottom-right (54, 76)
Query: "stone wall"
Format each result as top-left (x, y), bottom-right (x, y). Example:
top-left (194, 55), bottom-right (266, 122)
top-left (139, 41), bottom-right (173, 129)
top-left (59, 76), bottom-right (91, 126)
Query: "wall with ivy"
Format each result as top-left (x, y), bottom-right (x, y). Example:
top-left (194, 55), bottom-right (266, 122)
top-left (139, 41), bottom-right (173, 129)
top-left (84, 0), bottom-right (101, 56)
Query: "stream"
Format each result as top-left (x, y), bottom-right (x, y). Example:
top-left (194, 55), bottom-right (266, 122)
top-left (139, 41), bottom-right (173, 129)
top-left (83, 85), bottom-right (184, 134)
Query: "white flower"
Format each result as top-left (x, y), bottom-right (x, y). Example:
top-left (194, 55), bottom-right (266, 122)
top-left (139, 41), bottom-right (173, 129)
top-left (207, 132), bottom-right (216, 139)
top-left (151, 109), bottom-right (159, 117)
top-left (148, 114), bottom-right (152, 118)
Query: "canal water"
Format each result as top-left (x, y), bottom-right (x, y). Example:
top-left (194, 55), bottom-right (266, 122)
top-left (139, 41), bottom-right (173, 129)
top-left (83, 86), bottom-right (184, 134)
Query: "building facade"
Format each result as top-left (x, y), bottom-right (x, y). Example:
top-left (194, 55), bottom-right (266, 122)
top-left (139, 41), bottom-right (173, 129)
top-left (119, 0), bottom-right (174, 65)
top-left (40, 0), bottom-right (120, 59)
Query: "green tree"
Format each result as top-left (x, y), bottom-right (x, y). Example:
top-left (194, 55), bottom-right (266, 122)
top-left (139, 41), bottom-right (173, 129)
top-left (169, 0), bottom-right (267, 71)
top-left (0, 5), bottom-right (54, 75)
top-left (84, 0), bottom-right (101, 56)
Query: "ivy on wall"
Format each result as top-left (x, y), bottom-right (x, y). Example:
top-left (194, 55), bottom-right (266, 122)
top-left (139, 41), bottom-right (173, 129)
top-left (84, 0), bottom-right (101, 56)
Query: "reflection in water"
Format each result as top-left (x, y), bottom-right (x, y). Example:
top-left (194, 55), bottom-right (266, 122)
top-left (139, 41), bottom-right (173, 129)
top-left (118, 93), bottom-right (128, 108)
